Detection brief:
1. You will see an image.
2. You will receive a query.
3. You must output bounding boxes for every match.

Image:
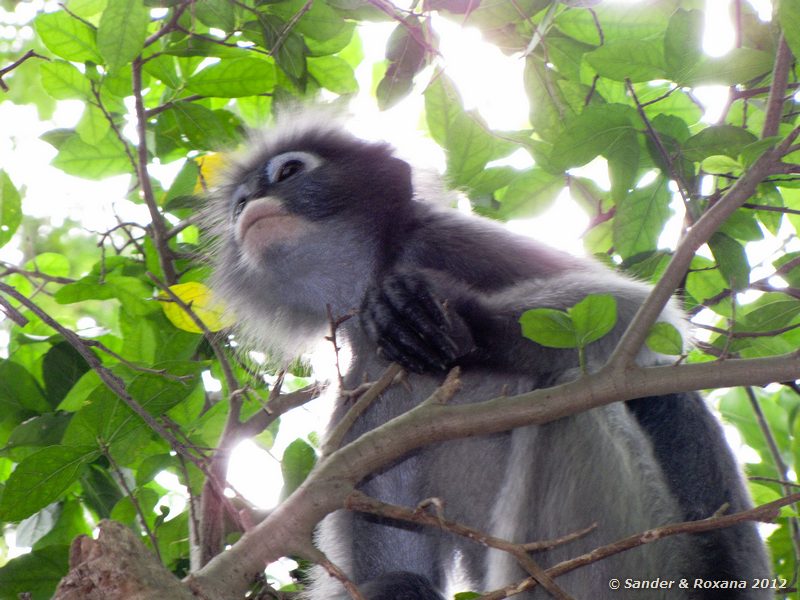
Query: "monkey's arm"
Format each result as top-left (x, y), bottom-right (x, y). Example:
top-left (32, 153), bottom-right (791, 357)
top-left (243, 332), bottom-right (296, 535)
top-left (360, 268), bottom-right (643, 375)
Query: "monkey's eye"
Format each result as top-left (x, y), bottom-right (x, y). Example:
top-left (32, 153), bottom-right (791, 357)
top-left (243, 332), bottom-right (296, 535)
top-left (275, 159), bottom-right (304, 182)
top-left (266, 151), bottom-right (322, 185)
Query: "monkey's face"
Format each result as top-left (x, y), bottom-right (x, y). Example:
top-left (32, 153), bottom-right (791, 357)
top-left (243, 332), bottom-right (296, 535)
top-left (231, 150), bottom-right (325, 264)
top-left (224, 131), bottom-right (413, 271)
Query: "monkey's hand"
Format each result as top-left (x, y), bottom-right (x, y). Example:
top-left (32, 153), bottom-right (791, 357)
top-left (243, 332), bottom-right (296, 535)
top-left (360, 270), bottom-right (474, 373)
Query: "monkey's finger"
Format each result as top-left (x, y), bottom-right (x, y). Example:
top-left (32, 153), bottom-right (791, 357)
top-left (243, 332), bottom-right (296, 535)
top-left (380, 276), bottom-right (460, 363)
top-left (361, 292), bottom-right (446, 371)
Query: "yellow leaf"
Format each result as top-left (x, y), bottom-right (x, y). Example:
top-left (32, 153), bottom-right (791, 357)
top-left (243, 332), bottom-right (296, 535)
top-left (158, 282), bottom-right (234, 333)
top-left (194, 153), bottom-right (227, 193)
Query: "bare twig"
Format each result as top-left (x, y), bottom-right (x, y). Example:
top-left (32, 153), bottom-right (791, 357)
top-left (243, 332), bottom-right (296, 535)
top-left (0, 50), bottom-right (48, 90)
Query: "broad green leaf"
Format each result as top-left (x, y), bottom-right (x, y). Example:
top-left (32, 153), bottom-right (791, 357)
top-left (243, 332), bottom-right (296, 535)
top-left (568, 294), bottom-right (617, 347)
top-left (274, 31), bottom-right (308, 81)
top-left (57, 370), bottom-right (102, 412)
top-left (61, 386), bottom-right (151, 466)
top-left (681, 48), bottom-right (774, 86)
top-left (25, 252), bottom-right (70, 278)
top-left (39, 60), bottom-right (92, 99)
top-left (97, 0), bottom-right (149, 71)
top-left (709, 232), bottom-right (750, 291)
top-left (520, 308), bottom-right (578, 348)
top-left (308, 56), bottom-right (357, 95)
top-left (718, 209), bottom-right (763, 242)
top-left (143, 54), bottom-right (182, 88)
top-left (613, 178), bottom-right (671, 259)
top-left (683, 125), bottom-right (758, 161)
top-left (0, 544), bottom-right (69, 600)
top-left (493, 169), bottom-right (563, 219)
top-left (377, 63), bottom-right (414, 111)
top-left (0, 445), bottom-right (99, 522)
top-left (36, 10), bottom-right (102, 63)
top-left (195, 0), bottom-right (237, 31)
top-left (685, 255), bottom-right (730, 316)
top-left (425, 74), bottom-right (498, 186)
top-left (42, 342), bottom-right (91, 408)
top-left (4, 414), bottom-right (72, 461)
top-left (0, 360), bottom-right (49, 414)
top-left (737, 295), bottom-right (800, 333)
top-left (646, 322), bottom-right (684, 355)
top-left (158, 282), bottom-right (234, 333)
top-left (186, 58), bottom-right (277, 97)
top-left (0, 171), bottom-right (22, 249)
top-left (280, 438), bottom-right (317, 500)
top-left (76, 105), bottom-right (111, 145)
top-left (524, 56), bottom-right (572, 144)
top-left (55, 273), bottom-right (154, 315)
top-left (663, 9), bottom-right (703, 81)
top-left (270, 0), bottom-right (348, 42)
top-left (585, 40), bottom-right (666, 82)
top-left (701, 155), bottom-right (742, 175)
top-left (606, 128), bottom-right (639, 202)
top-left (51, 131), bottom-right (132, 179)
top-left (550, 103), bottom-right (638, 171)
top-left (778, 0), bottom-right (800, 61)
top-left (65, 0), bottom-right (107, 17)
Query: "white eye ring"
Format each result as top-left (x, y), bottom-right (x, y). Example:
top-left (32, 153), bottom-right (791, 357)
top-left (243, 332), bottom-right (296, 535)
top-left (266, 151), bottom-right (322, 184)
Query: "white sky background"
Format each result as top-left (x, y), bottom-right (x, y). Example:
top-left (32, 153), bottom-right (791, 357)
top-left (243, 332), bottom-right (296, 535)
top-left (0, 0), bottom-right (788, 557)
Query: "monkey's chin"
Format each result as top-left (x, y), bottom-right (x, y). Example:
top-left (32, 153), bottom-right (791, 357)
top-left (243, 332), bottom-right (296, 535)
top-left (236, 197), bottom-right (311, 260)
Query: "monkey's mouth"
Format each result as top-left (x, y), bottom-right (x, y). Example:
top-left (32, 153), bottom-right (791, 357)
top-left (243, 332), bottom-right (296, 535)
top-left (236, 197), bottom-right (309, 252)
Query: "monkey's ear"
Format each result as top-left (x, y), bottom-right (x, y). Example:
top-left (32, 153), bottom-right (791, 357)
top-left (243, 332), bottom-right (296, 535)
top-left (382, 155), bottom-right (413, 202)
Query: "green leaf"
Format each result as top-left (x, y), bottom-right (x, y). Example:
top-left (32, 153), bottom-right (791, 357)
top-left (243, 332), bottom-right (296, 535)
top-left (61, 386), bottom-right (151, 466)
top-left (709, 232), bottom-right (750, 291)
top-left (76, 105), bottom-right (111, 145)
top-left (0, 360), bottom-right (49, 414)
top-left (524, 56), bottom-right (572, 144)
top-left (520, 308), bottom-right (578, 348)
top-left (550, 103), bottom-right (638, 171)
top-left (39, 60), bottom-right (92, 99)
top-left (195, 0), bottom-right (237, 31)
top-left (25, 252), bottom-right (70, 278)
top-left (646, 322), bottom-right (684, 355)
top-left (778, 0), bottom-right (800, 61)
top-left (36, 10), bottom-right (102, 63)
top-left (681, 48), bottom-right (774, 86)
top-left (186, 57), bottom-right (277, 97)
top-left (0, 544), bottom-right (69, 600)
top-left (280, 438), bottom-right (317, 500)
top-left (424, 74), bottom-right (499, 186)
top-left (701, 155), bottom-right (742, 175)
top-left (585, 40), bottom-right (666, 82)
top-left (0, 445), bottom-right (99, 522)
top-left (568, 294), bottom-right (617, 347)
top-left (42, 341), bottom-right (91, 408)
top-left (308, 55), bottom-right (357, 95)
top-left (494, 169), bottom-right (563, 219)
top-left (4, 414), bottom-right (71, 461)
top-left (97, 0), bottom-right (149, 71)
top-left (663, 9), bottom-right (703, 81)
top-left (51, 131), bottom-right (132, 179)
top-left (55, 274), bottom-right (154, 316)
top-left (685, 255), bottom-right (730, 316)
top-left (613, 178), bottom-right (671, 259)
top-left (0, 170), bottom-right (22, 249)
top-left (683, 125), bottom-right (758, 161)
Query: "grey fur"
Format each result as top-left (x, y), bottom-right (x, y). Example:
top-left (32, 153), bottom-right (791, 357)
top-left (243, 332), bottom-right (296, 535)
top-left (208, 116), bottom-right (771, 599)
